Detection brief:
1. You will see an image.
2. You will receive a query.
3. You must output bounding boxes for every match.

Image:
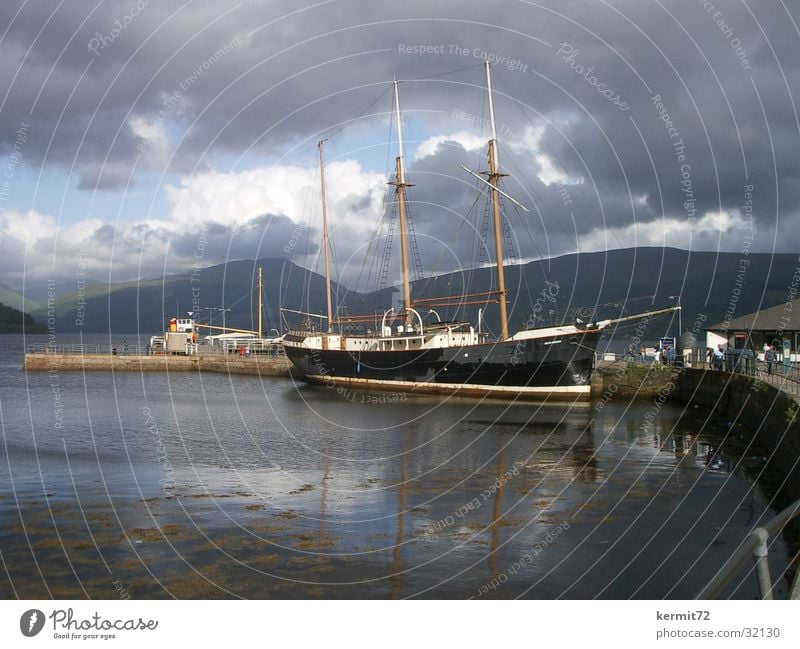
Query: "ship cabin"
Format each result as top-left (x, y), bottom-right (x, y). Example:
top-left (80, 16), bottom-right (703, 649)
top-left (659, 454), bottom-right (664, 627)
top-left (285, 320), bottom-right (488, 353)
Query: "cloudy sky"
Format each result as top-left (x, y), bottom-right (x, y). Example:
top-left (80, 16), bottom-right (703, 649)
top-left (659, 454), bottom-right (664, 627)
top-left (0, 0), bottom-right (797, 292)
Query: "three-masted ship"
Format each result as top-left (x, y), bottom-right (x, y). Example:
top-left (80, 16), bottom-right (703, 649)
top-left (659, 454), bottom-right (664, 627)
top-left (282, 63), bottom-right (675, 400)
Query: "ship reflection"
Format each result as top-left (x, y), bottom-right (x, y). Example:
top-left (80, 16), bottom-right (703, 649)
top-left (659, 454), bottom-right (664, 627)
top-left (467, 405), bottom-right (598, 482)
top-left (389, 429), bottom-right (410, 599)
top-left (488, 434), bottom-right (506, 586)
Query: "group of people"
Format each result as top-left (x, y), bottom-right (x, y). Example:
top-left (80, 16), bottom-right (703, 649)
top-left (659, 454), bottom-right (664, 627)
top-left (705, 342), bottom-right (779, 374)
top-left (625, 342), bottom-right (677, 364)
top-left (654, 341), bottom-right (676, 364)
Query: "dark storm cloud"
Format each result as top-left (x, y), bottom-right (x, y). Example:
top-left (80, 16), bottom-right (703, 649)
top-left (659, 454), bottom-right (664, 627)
top-left (168, 212), bottom-right (315, 263)
top-left (1, 0), bottom-right (799, 272)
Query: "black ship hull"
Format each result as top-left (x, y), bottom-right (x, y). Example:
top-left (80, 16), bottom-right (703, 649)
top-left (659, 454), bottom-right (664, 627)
top-left (283, 329), bottom-right (602, 401)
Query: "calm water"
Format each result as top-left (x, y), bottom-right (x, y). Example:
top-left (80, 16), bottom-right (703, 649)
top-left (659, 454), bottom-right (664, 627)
top-left (0, 334), bottom-right (796, 599)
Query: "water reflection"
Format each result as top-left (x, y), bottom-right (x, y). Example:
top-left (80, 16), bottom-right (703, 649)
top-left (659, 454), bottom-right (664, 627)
top-left (388, 430), bottom-right (409, 599)
top-left (0, 349), bottom-right (795, 599)
top-left (488, 435), bottom-right (505, 588)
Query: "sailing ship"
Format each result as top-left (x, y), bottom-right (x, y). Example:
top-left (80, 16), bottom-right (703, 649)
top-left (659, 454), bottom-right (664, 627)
top-left (282, 63), bottom-right (677, 400)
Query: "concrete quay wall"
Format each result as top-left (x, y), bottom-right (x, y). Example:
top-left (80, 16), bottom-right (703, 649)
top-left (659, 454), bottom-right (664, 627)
top-left (24, 353), bottom-right (291, 377)
top-left (591, 362), bottom-right (681, 399)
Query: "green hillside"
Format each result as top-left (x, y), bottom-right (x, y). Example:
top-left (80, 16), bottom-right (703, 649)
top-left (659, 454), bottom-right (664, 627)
top-left (0, 283), bottom-right (39, 313)
top-left (0, 302), bottom-right (46, 333)
top-left (29, 258), bottom-right (350, 334)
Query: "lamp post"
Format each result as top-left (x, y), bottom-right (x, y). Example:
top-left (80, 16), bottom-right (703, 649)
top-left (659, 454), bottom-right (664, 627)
top-left (220, 308), bottom-right (231, 331)
top-left (669, 295), bottom-right (682, 338)
top-left (205, 307), bottom-right (218, 325)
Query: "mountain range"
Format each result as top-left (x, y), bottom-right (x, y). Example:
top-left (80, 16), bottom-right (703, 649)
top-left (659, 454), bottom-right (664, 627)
top-left (10, 247), bottom-right (797, 343)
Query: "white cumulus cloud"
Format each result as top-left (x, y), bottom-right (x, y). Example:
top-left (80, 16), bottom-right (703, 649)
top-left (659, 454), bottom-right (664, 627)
top-left (414, 131), bottom-right (486, 161)
top-left (164, 160), bottom-right (386, 229)
top-left (577, 209), bottom-right (753, 252)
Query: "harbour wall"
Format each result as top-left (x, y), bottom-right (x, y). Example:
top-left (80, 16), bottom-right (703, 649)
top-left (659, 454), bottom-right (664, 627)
top-left (591, 361), bottom-right (681, 400)
top-left (24, 353), bottom-right (291, 377)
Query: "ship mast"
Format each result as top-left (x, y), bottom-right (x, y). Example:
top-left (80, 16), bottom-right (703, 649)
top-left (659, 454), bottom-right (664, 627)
top-left (485, 62), bottom-right (509, 341)
top-left (318, 139), bottom-right (334, 333)
top-left (393, 79), bottom-right (413, 326)
top-left (257, 266), bottom-right (263, 337)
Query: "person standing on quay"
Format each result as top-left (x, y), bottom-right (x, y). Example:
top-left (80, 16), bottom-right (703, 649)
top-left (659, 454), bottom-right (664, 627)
top-left (765, 345), bottom-right (776, 376)
top-left (713, 345), bottom-right (724, 371)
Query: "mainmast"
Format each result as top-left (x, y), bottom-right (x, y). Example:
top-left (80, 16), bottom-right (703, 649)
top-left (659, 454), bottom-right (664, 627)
top-left (393, 79), bottom-right (413, 325)
top-left (318, 139), bottom-right (334, 333)
top-left (485, 61), bottom-right (509, 341)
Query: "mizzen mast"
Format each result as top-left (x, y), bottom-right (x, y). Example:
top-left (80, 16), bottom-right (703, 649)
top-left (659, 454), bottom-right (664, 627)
top-left (485, 61), bottom-right (509, 341)
top-left (392, 79), bottom-right (413, 326)
top-left (318, 139), bottom-right (334, 333)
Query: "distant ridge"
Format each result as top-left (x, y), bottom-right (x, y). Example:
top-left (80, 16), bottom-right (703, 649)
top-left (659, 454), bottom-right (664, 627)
top-left (30, 257), bottom-right (348, 334)
top-left (0, 282), bottom-right (39, 313)
top-left (29, 247), bottom-right (799, 339)
top-left (0, 302), bottom-right (46, 334)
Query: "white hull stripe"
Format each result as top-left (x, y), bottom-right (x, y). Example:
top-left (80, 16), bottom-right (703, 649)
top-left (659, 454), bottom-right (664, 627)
top-left (302, 373), bottom-right (591, 398)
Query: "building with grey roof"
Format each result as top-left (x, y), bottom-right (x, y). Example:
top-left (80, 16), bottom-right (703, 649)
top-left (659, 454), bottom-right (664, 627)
top-left (705, 302), bottom-right (800, 361)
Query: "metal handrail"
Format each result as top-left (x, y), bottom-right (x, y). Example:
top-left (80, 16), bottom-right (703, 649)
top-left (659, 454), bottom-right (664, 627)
top-left (25, 342), bottom-right (286, 357)
top-left (26, 343), bottom-right (155, 355)
top-left (697, 498), bottom-right (800, 599)
top-left (757, 362), bottom-right (800, 397)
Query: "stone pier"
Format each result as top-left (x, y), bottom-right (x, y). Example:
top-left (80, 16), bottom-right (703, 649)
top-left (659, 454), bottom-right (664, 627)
top-left (24, 353), bottom-right (291, 377)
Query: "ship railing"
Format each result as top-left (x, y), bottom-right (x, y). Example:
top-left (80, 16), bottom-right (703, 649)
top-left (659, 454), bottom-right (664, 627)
top-left (218, 339), bottom-right (284, 355)
top-left (697, 497), bottom-right (800, 599)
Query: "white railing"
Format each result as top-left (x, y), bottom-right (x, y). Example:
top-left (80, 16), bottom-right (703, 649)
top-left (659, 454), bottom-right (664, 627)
top-left (26, 343), bottom-right (153, 355)
top-left (697, 498), bottom-right (800, 599)
top-left (25, 342), bottom-right (285, 357)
